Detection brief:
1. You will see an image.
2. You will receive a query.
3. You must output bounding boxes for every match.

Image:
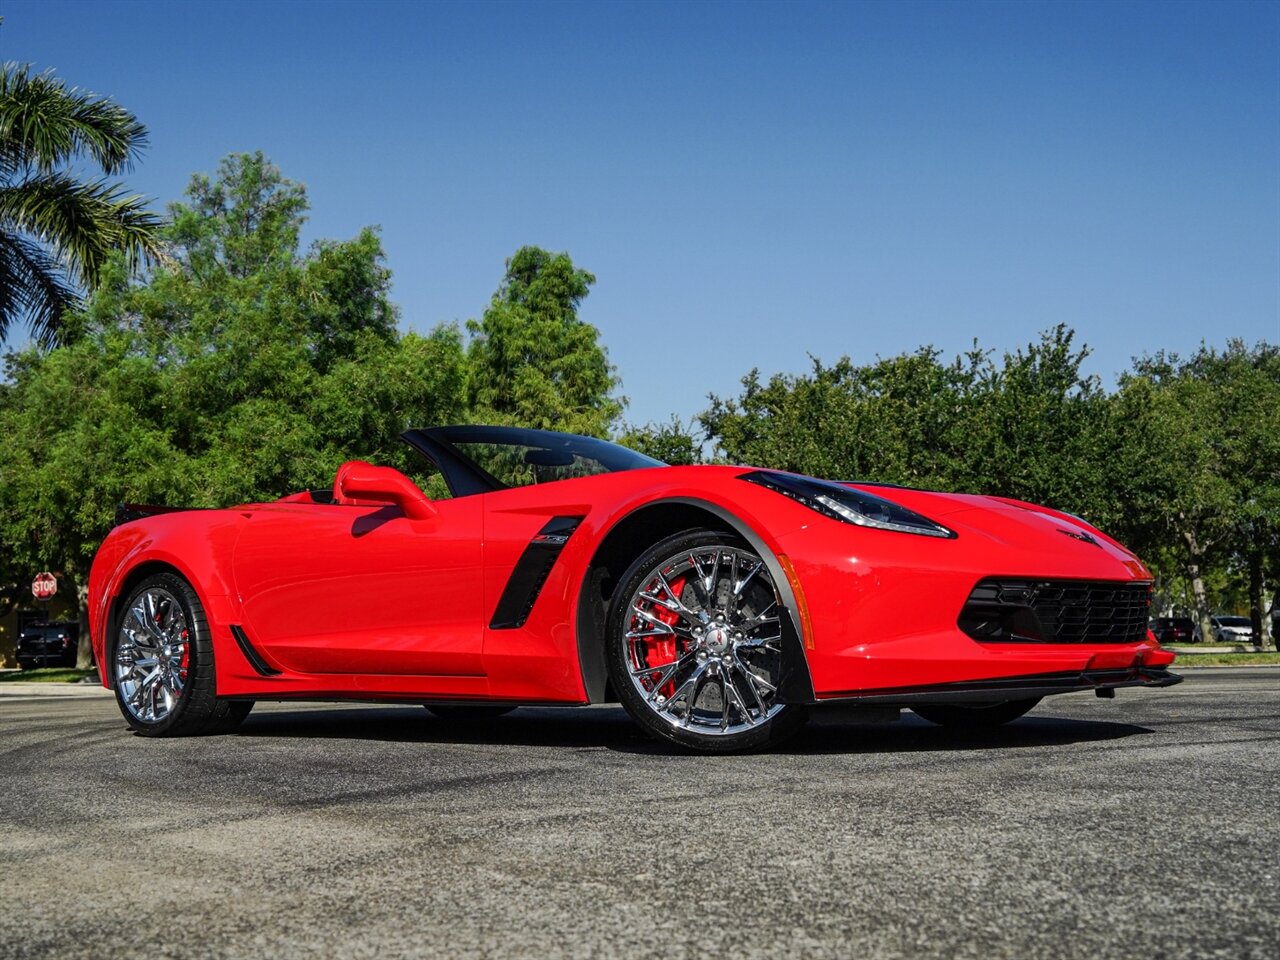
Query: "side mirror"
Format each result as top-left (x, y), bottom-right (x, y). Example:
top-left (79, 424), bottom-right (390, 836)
top-left (334, 462), bottom-right (437, 521)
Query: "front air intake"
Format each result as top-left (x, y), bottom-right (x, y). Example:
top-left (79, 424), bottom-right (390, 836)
top-left (958, 579), bottom-right (1152, 645)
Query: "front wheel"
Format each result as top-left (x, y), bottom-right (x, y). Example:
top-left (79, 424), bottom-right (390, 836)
top-left (911, 698), bottom-right (1041, 728)
top-left (606, 529), bottom-right (807, 753)
top-left (112, 572), bottom-right (252, 736)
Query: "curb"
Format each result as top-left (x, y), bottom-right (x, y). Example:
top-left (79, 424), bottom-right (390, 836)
top-left (0, 682), bottom-right (111, 698)
top-left (1166, 645), bottom-right (1268, 655)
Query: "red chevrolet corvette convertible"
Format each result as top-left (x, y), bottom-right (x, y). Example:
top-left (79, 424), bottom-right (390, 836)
top-left (89, 425), bottom-right (1179, 752)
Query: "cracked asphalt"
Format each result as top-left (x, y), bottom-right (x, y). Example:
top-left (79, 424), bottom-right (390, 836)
top-left (1, 669), bottom-right (1277, 960)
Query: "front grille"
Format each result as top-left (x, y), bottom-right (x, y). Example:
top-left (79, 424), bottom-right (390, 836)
top-left (959, 579), bottom-right (1152, 645)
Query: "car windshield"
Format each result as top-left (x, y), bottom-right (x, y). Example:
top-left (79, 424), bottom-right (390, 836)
top-left (402, 425), bottom-right (665, 497)
top-left (1216, 616), bottom-right (1250, 627)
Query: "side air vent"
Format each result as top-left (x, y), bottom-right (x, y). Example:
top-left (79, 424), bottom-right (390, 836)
top-left (230, 624), bottom-right (282, 676)
top-left (489, 516), bottom-right (585, 630)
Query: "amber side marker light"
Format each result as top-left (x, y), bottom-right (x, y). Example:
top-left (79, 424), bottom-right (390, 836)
top-left (776, 554), bottom-right (815, 650)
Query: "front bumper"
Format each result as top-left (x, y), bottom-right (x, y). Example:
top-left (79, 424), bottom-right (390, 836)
top-left (772, 517), bottom-right (1177, 699)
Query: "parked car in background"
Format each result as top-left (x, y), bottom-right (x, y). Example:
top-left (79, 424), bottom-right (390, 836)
top-left (17, 621), bottom-right (81, 669)
top-left (1150, 617), bottom-right (1198, 644)
top-left (1209, 616), bottom-right (1254, 644)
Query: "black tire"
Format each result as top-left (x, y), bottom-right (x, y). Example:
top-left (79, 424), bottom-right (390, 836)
top-left (110, 572), bottom-right (251, 736)
top-left (911, 698), bottom-right (1041, 728)
top-left (606, 529), bottom-right (807, 753)
top-left (207, 700), bottom-right (255, 733)
top-left (17, 658), bottom-right (35, 671)
top-left (424, 705), bottom-right (516, 720)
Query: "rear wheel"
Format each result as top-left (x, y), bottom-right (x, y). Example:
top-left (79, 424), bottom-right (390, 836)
top-left (606, 529), bottom-right (806, 753)
top-left (911, 698), bottom-right (1041, 728)
top-left (112, 572), bottom-right (252, 736)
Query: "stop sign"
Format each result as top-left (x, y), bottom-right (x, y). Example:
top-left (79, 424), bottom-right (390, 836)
top-left (31, 572), bottom-right (57, 600)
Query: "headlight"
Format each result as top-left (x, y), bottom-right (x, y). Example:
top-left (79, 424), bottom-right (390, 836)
top-left (740, 471), bottom-right (956, 539)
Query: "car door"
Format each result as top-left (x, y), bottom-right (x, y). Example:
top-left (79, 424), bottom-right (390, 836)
top-left (230, 496), bottom-right (484, 676)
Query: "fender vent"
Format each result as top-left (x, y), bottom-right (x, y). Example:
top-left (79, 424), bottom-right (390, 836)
top-left (490, 516), bottom-right (584, 629)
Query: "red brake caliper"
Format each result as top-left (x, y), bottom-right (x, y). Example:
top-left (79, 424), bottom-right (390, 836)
top-left (638, 575), bottom-right (686, 700)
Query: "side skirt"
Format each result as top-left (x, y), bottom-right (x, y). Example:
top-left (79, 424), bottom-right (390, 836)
top-left (807, 667), bottom-right (1182, 706)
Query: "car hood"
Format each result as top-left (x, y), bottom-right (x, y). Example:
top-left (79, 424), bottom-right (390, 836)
top-left (842, 483), bottom-right (1151, 580)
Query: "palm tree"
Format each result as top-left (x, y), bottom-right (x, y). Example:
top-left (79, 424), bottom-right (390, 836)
top-left (0, 63), bottom-right (162, 345)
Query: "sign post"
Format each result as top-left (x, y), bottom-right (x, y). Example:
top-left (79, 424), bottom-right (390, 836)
top-left (31, 573), bottom-right (57, 668)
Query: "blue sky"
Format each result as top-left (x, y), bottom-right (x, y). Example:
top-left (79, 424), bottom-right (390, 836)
top-left (4, 0), bottom-right (1277, 427)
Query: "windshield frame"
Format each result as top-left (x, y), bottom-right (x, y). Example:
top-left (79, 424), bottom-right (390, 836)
top-left (400, 425), bottom-right (666, 498)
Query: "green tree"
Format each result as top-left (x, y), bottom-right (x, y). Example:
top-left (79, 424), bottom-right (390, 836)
top-left (701, 326), bottom-right (1112, 521)
top-left (958, 326), bottom-right (1115, 527)
top-left (701, 347), bottom-right (983, 485)
top-left (618, 416), bottom-right (703, 465)
top-left (0, 63), bottom-right (162, 345)
top-left (1113, 342), bottom-right (1280, 647)
top-left (1198, 343), bottom-right (1280, 650)
top-left (0, 153), bottom-right (469, 666)
top-left (466, 246), bottom-right (623, 436)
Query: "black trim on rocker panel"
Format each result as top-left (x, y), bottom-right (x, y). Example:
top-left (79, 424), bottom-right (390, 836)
top-left (490, 516), bottom-right (585, 630)
top-left (229, 624), bottom-right (281, 677)
top-left (821, 667), bottom-right (1183, 704)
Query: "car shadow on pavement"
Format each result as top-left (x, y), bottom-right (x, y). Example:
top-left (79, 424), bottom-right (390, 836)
top-left (235, 705), bottom-right (653, 750)
top-left (231, 704), bottom-right (1154, 756)
top-left (779, 714), bottom-right (1154, 755)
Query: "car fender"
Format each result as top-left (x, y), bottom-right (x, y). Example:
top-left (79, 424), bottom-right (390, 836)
top-left (90, 511), bottom-right (247, 686)
top-left (574, 491), bottom-right (816, 705)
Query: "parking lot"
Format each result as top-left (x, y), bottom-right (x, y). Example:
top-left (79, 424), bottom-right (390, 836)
top-left (1, 669), bottom-right (1276, 960)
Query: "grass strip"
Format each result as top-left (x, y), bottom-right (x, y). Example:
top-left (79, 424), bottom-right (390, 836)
top-left (0, 668), bottom-right (95, 683)
top-left (1172, 652), bottom-right (1280, 666)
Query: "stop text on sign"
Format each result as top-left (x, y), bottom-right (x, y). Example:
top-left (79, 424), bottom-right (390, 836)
top-left (31, 572), bottom-right (57, 600)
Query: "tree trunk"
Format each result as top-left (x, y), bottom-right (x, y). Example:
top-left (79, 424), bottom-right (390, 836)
top-left (1259, 576), bottom-right (1275, 652)
top-left (1247, 552), bottom-right (1265, 650)
top-left (1182, 530), bottom-right (1212, 643)
top-left (1264, 593), bottom-right (1274, 655)
top-left (74, 577), bottom-right (94, 670)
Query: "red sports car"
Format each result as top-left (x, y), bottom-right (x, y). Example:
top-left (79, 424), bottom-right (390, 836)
top-left (89, 425), bottom-right (1180, 752)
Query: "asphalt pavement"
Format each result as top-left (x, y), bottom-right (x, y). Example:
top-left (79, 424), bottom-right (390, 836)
top-left (1, 669), bottom-right (1276, 960)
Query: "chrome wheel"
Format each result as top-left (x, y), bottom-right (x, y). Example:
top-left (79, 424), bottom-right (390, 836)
top-left (623, 544), bottom-right (785, 737)
top-left (115, 587), bottom-right (189, 724)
